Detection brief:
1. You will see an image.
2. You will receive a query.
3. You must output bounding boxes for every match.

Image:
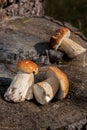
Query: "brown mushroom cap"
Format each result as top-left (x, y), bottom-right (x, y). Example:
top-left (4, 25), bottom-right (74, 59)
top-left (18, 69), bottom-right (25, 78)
top-left (50, 27), bottom-right (70, 50)
top-left (48, 66), bottom-right (69, 99)
top-left (17, 60), bottom-right (38, 74)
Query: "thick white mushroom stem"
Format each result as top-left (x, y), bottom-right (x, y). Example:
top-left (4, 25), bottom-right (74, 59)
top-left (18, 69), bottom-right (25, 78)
top-left (61, 38), bottom-right (86, 58)
top-left (4, 72), bottom-right (34, 102)
top-left (33, 67), bottom-right (60, 104)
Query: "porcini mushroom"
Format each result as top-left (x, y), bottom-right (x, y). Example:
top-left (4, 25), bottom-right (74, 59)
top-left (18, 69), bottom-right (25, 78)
top-left (50, 27), bottom-right (86, 58)
top-left (33, 66), bottom-right (69, 105)
top-left (4, 60), bottom-right (38, 102)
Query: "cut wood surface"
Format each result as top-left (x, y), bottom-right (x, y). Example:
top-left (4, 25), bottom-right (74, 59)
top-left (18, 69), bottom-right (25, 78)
top-left (0, 17), bottom-right (87, 130)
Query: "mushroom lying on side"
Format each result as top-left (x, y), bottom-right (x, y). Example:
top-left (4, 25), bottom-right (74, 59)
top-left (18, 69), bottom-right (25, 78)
top-left (4, 60), bottom-right (38, 102)
top-left (33, 66), bottom-right (69, 105)
top-left (50, 27), bottom-right (86, 58)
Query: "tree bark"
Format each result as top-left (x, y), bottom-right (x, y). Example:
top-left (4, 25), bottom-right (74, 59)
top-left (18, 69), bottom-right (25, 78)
top-left (0, 0), bottom-right (46, 20)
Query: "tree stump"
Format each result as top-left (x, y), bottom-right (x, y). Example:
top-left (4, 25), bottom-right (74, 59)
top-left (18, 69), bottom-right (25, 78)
top-left (0, 17), bottom-right (87, 130)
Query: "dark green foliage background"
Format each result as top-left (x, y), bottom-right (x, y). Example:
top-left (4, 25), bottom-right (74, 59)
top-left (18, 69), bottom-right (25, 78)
top-left (45, 0), bottom-right (87, 36)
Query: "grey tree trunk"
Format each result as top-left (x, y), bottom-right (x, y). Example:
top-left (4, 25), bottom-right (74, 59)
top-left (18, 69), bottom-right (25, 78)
top-left (0, 0), bottom-right (46, 20)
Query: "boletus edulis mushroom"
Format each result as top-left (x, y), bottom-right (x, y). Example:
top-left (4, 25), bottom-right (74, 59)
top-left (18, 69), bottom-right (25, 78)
top-left (4, 60), bottom-right (38, 102)
top-left (33, 66), bottom-right (69, 105)
top-left (50, 27), bottom-right (86, 58)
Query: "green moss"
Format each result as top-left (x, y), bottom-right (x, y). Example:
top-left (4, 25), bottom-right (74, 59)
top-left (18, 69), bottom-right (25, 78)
top-left (19, 17), bottom-right (31, 23)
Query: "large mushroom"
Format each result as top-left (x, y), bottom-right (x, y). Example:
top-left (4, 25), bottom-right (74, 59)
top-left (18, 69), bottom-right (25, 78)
top-left (33, 66), bottom-right (69, 105)
top-left (4, 60), bottom-right (38, 102)
top-left (50, 27), bottom-right (86, 58)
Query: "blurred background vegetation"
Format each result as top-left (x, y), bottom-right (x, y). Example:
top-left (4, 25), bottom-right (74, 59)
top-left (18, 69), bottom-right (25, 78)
top-left (45, 0), bottom-right (87, 36)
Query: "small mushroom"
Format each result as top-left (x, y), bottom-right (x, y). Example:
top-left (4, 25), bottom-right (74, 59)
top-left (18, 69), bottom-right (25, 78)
top-left (33, 66), bottom-right (69, 105)
top-left (50, 27), bottom-right (86, 58)
top-left (4, 60), bottom-right (38, 102)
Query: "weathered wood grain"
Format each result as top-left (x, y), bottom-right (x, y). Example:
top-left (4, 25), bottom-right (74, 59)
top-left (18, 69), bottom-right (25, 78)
top-left (0, 17), bottom-right (87, 130)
